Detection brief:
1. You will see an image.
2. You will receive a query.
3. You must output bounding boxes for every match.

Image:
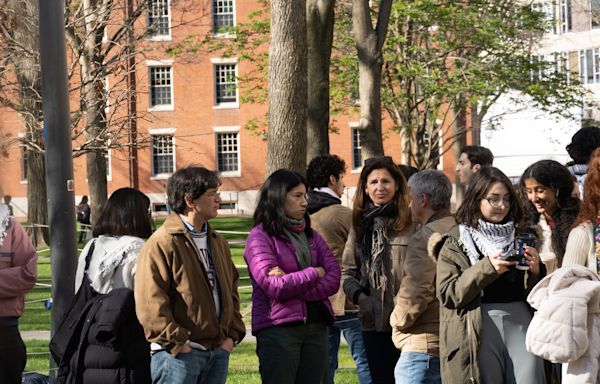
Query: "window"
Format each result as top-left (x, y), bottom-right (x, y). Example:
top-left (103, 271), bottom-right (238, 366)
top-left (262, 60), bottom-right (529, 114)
top-left (105, 148), bottom-right (112, 180)
top-left (558, 0), bottom-right (571, 33)
top-left (213, 0), bottom-right (235, 34)
top-left (149, 65), bottom-right (173, 109)
top-left (579, 48), bottom-right (600, 85)
top-left (531, 0), bottom-right (570, 34)
top-left (213, 61), bottom-right (238, 107)
top-left (593, 0), bottom-right (600, 29)
top-left (148, 0), bottom-right (170, 38)
top-left (151, 134), bottom-right (175, 177)
top-left (531, 52), bottom-right (569, 83)
top-left (531, 1), bottom-right (556, 34)
top-left (352, 126), bottom-right (362, 169)
top-left (215, 128), bottom-right (240, 176)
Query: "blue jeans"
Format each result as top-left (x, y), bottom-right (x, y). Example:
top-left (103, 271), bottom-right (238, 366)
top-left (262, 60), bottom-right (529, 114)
top-left (394, 352), bottom-right (440, 384)
top-left (327, 314), bottom-right (372, 384)
top-left (150, 347), bottom-right (230, 384)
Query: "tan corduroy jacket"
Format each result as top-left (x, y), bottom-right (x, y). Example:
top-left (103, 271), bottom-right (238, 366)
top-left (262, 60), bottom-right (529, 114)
top-left (390, 213), bottom-right (456, 356)
top-left (310, 203), bottom-right (354, 316)
top-left (134, 213), bottom-right (245, 356)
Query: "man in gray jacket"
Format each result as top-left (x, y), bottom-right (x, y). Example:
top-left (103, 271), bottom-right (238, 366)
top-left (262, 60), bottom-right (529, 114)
top-left (390, 170), bottom-right (456, 384)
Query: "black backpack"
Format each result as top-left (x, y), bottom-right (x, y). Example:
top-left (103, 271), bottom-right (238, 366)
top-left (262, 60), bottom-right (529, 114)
top-left (49, 240), bottom-right (98, 364)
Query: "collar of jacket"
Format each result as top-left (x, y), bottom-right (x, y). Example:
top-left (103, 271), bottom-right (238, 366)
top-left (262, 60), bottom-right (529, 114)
top-left (162, 212), bottom-right (217, 238)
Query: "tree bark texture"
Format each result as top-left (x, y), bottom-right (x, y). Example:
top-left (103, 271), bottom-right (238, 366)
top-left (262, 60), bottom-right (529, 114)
top-left (306, 0), bottom-right (334, 163)
top-left (267, 0), bottom-right (308, 176)
top-left (352, 0), bottom-right (392, 160)
top-left (2, 0), bottom-right (48, 244)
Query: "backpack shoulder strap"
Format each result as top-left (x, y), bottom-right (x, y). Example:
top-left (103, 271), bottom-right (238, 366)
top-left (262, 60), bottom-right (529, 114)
top-left (83, 239), bottom-right (96, 275)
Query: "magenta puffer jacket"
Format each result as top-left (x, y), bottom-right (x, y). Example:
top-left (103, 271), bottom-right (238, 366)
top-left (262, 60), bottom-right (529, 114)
top-left (244, 225), bottom-right (341, 334)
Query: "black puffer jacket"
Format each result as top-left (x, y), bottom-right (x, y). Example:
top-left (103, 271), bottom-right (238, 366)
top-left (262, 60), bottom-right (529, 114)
top-left (57, 288), bottom-right (150, 384)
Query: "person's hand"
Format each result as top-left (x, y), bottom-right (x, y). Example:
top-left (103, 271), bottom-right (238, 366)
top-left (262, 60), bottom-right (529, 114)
top-left (315, 266), bottom-right (326, 278)
top-left (524, 246), bottom-right (541, 276)
top-left (220, 337), bottom-right (235, 353)
top-left (268, 266), bottom-right (286, 277)
top-left (176, 343), bottom-right (192, 356)
top-left (489, 253), bottom-right (516, 274)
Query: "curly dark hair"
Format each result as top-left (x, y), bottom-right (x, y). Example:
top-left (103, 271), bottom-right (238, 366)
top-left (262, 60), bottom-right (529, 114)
top-left (519, 160), bottom-right (580, 265)
top-left (167, 167), bottom-right (221, 214)
top-left (566, 126), bottom-right (600, 165)
top-left (306, 154), bottom-right (346, 189)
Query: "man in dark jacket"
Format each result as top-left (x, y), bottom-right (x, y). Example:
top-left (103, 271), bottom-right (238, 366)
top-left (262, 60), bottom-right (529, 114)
top-left (306, 155), bottom-right (372, 384)
top-left (135, 167), bottom-right (245, 384)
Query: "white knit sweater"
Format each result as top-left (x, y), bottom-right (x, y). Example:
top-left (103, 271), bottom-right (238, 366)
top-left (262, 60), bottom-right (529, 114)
top-left (563, 222), bottom-right (597, 276)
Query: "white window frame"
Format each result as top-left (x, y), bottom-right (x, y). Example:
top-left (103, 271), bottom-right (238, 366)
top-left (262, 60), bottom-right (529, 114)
top-left (212, 0), bottom-right (236, 38)
top-left (211, 57), bottom-right (239, 109)
top-left (558, 0), bottom-right (571, 33)
top-left (147, 0), bottom-right (172, 41)
top-left (149, 128), bottom-right (176, 180)
top-left (18, 133), bottom-right (27, 184)
top-left (214, 126), bottom-right (241, 177)
top-left (592, 0), bottom-right (600, 29)
top-left (105, 145), bottom-right (112, 182)
top-left (350, 122), bottom-right (362, 172)
top-left (579, 48), bottom-right (600, 85)
top-left (147, 60), bottom-right (174, 111)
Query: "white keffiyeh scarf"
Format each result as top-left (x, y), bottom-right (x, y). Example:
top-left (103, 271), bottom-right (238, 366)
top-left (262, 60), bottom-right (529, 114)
top-left (0, 203), bottom-right (11, 246)
top-left (459, 219), bottom-right (515, 266)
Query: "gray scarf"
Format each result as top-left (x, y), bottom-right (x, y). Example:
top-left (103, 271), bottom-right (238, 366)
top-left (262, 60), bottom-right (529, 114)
top-left (283, 217), bottom-right (312, 269)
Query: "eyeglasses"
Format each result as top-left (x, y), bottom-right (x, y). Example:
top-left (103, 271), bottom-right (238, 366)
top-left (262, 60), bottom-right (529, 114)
top-left (364, 156), bottom-right (394, 167)
top-left (484, 196), bottom-right (511, 208)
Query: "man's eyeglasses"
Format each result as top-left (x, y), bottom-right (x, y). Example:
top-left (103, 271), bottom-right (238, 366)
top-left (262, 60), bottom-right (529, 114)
top-left (364, 156), bottom-right (394, 167)
top-left (484, 196), bottom-right (511, 208)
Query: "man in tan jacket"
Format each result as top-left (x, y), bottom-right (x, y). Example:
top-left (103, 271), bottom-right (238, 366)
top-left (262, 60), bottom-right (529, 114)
top-left (390, 170), bottom-right (456, 384)
top-left (135, 167), bottom-right (245, 384)
top-left (307, 155), bottom-right (371, 384)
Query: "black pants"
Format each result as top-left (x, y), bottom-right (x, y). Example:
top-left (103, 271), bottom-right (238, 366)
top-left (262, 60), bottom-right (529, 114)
top-left (0, 326), bottom-right (26, 384)
top-left (362, 330), bottom-right (399, 384)
top-left (256, 322), bottom-right (328, 384)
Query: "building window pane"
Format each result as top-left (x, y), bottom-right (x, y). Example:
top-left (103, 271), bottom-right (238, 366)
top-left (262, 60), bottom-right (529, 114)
top-left (559, 0), bottom-right (571, 33)
top-left (148, 0), bottom-right (170, 37)
top-left (152, 135), bottom-right (174, 175)
top-left (593, 0), bottom-right (600, 29)
top-left (352, 128), bottom-right (362, 169)
top-left (149, 66), bottom-right (172, 107)
top-left (215, 64), bottom-right (237, 105)
top-left (217, 132), bottom-right (239, 172)
top-left (213, 0), bottom-right (235, 33)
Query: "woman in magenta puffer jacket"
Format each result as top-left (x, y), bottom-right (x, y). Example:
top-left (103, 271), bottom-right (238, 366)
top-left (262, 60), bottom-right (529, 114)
top-left (244, 169), bottom-right (341, 384)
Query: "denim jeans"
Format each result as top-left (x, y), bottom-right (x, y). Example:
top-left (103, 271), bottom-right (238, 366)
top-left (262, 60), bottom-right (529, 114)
top-left (394, 351), bottom-right (441, 384)
top-left (150, 347), bottom-right (230, 384)
top-left (327, 314), bottom-right (372, 384)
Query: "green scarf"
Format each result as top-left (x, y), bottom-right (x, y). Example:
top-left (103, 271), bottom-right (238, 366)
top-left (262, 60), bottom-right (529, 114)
top-left (283, 217), bottom-right (312, 269)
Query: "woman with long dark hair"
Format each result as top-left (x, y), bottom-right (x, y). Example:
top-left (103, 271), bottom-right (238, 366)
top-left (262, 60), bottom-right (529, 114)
top-left (341, 157), bottom-right (415, 384)
top-left (437, 167), bottom-right (545, 384)
top-left (244, 169), bottom-right (340, 384)
top-left (520, 160), bottom-right (580, 273)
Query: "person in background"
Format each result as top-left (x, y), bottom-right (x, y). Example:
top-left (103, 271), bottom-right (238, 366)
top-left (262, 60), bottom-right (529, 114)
top-left (306, 155), bottom-right (371, 384)
top-left (3, 195), bottom-right (13, 217)
top-left (437, 166), bottom-right (546, 384)
top-left (563, 147), bottom-right (600, 273)
top-left (244, 169), bottom-right (340, 384)
top-left (0, 188), bottom-right (37, 384)
top-left (135, 166), bottom-right (245, 384)
top-left (520, 160), bottom-right (580, 274)
top-left (390, 170), bottom-right (456, 384)
top-left (77, 195), bottom-right (91, 243)
top-left (342, 156), bottom-right (415, 384)
top-left (70, 187), bottom-right (153, 382)
top-left (456, 145), bottom-right (494, 188)
top-left (565, 126), bottom-right (600, 199)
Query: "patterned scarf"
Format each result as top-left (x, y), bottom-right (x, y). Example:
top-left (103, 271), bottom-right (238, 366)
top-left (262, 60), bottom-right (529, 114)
top-left (283, 217), bottom-right (312, 269)
top-left (0, 204), bottom-right (10, 246)
top-left (595, 214), bottom-right (600, 274)
top-left (360, 201), bottom-right (397, 293)
top-left (459, 219), bottom-right (515, 266)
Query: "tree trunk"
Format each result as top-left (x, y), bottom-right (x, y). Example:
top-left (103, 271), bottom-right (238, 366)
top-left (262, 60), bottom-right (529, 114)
top-left (3, 0), bottom-right (48, 245)
top-left (267, 0), bottom-right (308, 176)
top-left (306, 0), bottom-right (334, 163)
top-left (352, 0), bottom-right (393, 160)
top-left (453, 104), bottom-right (468, 206)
